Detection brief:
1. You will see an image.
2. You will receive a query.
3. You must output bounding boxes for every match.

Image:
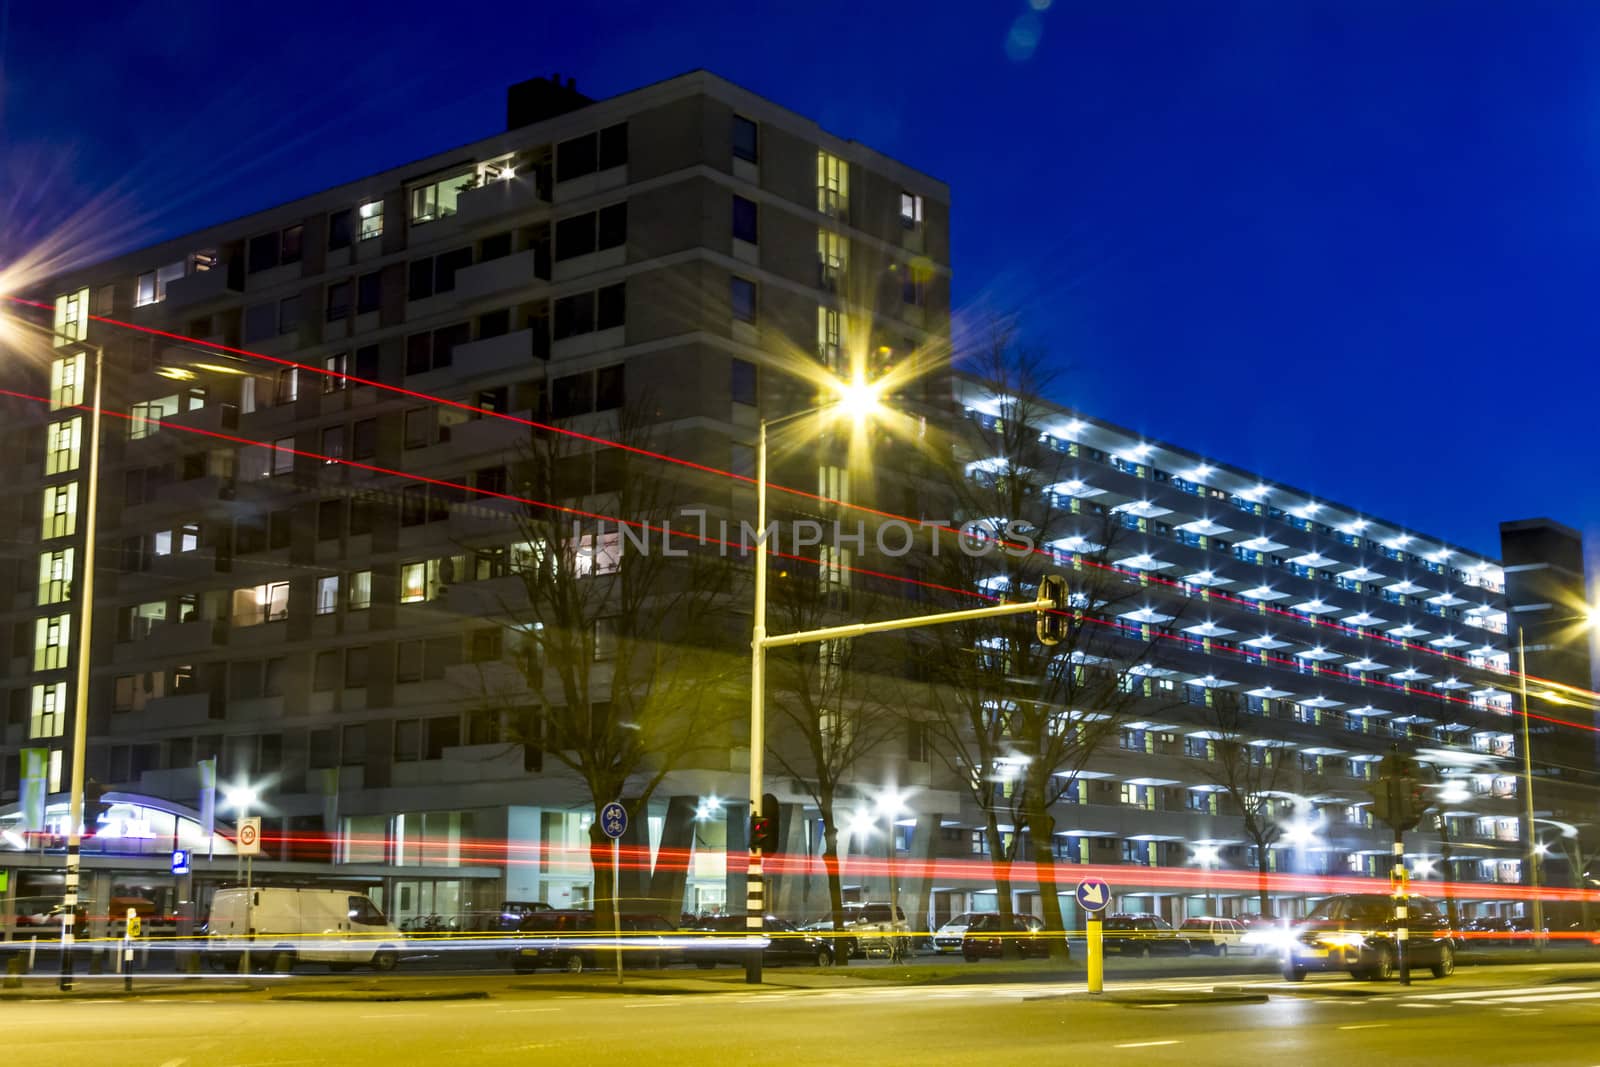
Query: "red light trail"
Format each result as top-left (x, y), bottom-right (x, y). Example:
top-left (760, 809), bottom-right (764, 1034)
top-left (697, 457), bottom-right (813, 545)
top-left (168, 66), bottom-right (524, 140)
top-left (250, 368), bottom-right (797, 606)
top-left (7, 295), bottom-right (1583, 702)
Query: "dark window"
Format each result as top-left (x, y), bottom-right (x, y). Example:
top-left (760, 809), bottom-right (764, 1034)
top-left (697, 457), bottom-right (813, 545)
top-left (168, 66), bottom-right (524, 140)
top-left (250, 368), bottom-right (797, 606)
top-left (556, 133), bottom-right (597, 181)
top-left (436, 247), bottom-right (472, 291)
top-left (555, 213), bottom-right (597, 261)
top-left (268, 509), bottom-right (292, 550)
top-left (732, 196), bottom-right (758, 243)
top-left (478, 308), bottom-right (511, 339)
top-left (313, 651), bottom-right (340, 692)
top-left (731, 358), bottom-right (756, 406)
top-left (595, 365), bottom-right (624, 411)
top-left (317, 499), bottom-right (343, 540)
top-left (552, 373), bottom-right (594, 418)
top-left (433, 323), bottom-right (468, 367)
top-left (480, 231), bottom-right (512, 261)
top-left (243, 303), bottom-right (277, 343)
top-left (340, 723), bottom-right (366, 764)
top-left (597, 203), bottom-right (627, 250)
top-left (425, 715), bottom-right (460, 759)
top-left (553, 292), bottom-right (595, 340)
top-left (326, 281), bottom-right (351, 321)
top-left (475, 465), bottom-right (508, 496)
top-left (394, 719), bottom-right (420, 760)
top-left (405, 332), bottom-right (432, 376)
top-left (731, 277), bottom-right (756, 323)
top-left (401, 485), bottom-right (427, 525)
top-left (596, 283), bottom-right (625, 331)
top-left (280, 225), bottom-right (303, 265)
top-left (247, 233), bottom-right (279, 273)
top-left (353, 345), bottom-right (379, 380)
top-left (328, 210), bottom-right (353, 251)
top-left (278, 296), bottom-right (302, 336)
top-left (408, 258), bottom-right (435, 301)
top-left (344, 646), bottom-right (369, 688)
top-left (424, 637), bottom-right (460, 681)
top-left (352, 419), bottom-right (377, 459)
top-left (598, 123), bottom-right (628, 170)
top-left (732, 115), bottom-right (759, 163)
top-left (230, 661), bottom-right (262, 701)
top-left (349, 500), bottom-right (374, 536)
top-left (356, 272), bottom-right (382, 314)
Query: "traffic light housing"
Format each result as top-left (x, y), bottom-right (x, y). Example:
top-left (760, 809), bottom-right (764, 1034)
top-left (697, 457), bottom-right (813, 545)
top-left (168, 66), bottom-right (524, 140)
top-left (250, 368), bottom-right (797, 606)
top-left (83, 779), bottom-right (111, 837)
top-left (750, 793), bottom-right (781, 853)
top-left (1370, 750), bottom-right (1432, 831)
top-left (1036, 574), bottom-right (1068, 646)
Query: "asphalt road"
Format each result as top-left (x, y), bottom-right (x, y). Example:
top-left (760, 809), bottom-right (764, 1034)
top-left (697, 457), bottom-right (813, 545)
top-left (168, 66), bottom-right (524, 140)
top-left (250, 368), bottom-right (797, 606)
top-left (6, 964), bottom-right (1600, 1066)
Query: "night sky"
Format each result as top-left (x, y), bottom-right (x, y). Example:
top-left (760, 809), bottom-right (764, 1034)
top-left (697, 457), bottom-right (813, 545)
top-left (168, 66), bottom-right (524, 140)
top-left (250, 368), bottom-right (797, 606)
top-left (3, 1), bottom-right (1598, 562)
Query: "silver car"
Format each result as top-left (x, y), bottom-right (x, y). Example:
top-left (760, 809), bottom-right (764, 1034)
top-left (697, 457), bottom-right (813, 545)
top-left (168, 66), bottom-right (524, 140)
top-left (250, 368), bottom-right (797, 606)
top-left (932, 912), bottom-right (981, 954)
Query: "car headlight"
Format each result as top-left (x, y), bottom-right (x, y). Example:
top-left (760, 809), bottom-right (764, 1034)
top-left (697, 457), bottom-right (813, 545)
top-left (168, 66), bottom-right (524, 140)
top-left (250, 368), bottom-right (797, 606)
top-left (1319, 932), bottom-right (1367, 949)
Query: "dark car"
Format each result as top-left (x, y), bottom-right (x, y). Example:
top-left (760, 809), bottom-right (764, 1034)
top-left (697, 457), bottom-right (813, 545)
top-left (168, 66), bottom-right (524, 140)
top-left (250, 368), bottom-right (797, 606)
top-left (1101, 913), bottom-right (1192, 957)
top-left (960, 913), bottom-right (1055, 960)
top-left (687, 915), bottom-right (834, 969)
top-left (511, 910), bottom-right (677, 974)
top-left (1282, 894), bottom-right (1455, 981)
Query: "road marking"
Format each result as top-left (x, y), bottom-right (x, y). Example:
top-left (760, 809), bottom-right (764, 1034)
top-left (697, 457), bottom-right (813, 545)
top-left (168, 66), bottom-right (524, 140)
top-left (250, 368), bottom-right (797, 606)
top-left (358, 1013), bottom-right (425, 1019)
top-left (1397, 1003), bottom-right (1439, 1009)
top-left (1114, 1040), bottom-right (1181, 1049)
top-left (622, 1001), bottom-right (675, 1008)
top-left (1453, 991), bottom-right (1600, 1007)
top-left (156, 1059), bottom-right (188, 1067)
top-left (1406, 984), bottom-right (1592, 1002)
top-left (500, 1007), bottom-right (562, 1013)
top-left (1339, 1024), bottom-right (1389, 1031)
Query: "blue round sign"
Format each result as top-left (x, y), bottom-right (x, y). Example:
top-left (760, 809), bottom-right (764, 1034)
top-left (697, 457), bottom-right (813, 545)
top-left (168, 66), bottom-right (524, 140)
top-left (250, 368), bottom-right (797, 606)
top-left (1075, 878), bottom-right (1112, 913)
top-left (600, 801), bottom-right (628, 840)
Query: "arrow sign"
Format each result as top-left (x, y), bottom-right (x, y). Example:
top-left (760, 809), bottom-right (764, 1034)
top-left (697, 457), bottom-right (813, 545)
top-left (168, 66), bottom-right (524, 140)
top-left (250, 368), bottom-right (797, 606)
top-left (1075, 878), bottom-right (1111, 913)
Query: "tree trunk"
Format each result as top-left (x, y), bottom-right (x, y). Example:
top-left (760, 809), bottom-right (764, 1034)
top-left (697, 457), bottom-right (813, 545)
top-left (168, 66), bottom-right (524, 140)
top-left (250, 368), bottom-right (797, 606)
top-left (588, 819), bottom-right (622, 973)
top-left (1254, 844), bottom-right (1271, 919)
top-left (821, 813), bottom-right (848, 967)
top-left (1026, 804), bottom-right (1070, 960)
top-left (986, 811), bottom-right (1020, 959)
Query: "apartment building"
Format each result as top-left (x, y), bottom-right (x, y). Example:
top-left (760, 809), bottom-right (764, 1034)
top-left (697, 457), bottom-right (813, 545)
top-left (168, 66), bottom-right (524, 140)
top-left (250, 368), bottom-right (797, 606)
top-left (0, 70), bottom-right (952, 931)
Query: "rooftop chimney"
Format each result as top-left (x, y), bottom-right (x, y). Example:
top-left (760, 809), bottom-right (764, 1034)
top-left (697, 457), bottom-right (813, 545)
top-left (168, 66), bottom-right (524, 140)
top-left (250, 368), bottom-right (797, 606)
top-left (506, 74), bottom-right (593, 130)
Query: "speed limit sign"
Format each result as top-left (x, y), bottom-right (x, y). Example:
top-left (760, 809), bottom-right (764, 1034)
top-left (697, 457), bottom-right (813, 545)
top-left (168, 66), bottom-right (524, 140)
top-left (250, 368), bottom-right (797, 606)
top-left (237, 816), bottom-right (262, 856)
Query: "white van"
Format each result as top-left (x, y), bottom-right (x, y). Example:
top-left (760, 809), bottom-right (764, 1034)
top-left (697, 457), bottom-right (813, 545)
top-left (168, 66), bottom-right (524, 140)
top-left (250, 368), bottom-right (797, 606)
top-left (206, 887), bottom-right (404, 972)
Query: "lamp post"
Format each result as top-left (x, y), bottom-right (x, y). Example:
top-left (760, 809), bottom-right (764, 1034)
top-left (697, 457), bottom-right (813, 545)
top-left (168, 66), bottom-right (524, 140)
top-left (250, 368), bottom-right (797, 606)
top-left (2, 312), bottom-right (106, 991)
top-left (746, 375), bottom-right (882, 984)
top-left (1516, 608), bottom-right (1596, 946)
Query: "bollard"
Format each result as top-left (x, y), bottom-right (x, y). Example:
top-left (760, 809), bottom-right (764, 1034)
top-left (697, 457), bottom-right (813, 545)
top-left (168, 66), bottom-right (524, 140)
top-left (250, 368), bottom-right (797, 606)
top-left (4, 955), bottom-right (22, 989)
top-left (1087, 916), bottom-right (1104, 995)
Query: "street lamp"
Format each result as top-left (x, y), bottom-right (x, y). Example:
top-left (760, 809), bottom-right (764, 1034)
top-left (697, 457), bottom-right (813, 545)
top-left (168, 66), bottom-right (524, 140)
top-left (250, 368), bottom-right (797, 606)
top-left (746, 374), bottom-right (884, 983)
top-left (1, 311), bottom-right (106, 991)
top-left (1516, 607), bottom-right (1597, 944)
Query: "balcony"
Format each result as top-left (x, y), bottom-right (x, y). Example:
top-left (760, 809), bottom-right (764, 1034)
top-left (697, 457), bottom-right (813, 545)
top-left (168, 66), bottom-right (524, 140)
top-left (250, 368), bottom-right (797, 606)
top-left (161, 263), bottom-right (243, 312)
top-left (455, 248), bottom-right (549, 303)
top-left (455, 174), bottom-right (550, 227)
top-left (111, 619), bottom-right (221, 665)
top-left (453, 328), bottom-right (548, 376)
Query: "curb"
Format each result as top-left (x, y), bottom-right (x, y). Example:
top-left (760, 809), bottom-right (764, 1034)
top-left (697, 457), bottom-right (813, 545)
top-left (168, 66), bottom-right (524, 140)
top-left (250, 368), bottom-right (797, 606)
top-left (0, 983), bottom-right (260, 1001)
top-left (271, 989), bottom-right (491, 1003)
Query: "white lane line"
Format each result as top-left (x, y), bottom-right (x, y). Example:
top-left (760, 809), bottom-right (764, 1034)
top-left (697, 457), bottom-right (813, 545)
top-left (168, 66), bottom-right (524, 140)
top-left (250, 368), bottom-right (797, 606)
top-left (156, 1059), bottom-right (189, 1067)
top-left (500, 1007), bottom-right (562, 1013)
top-left (1339, 1023), bottom-right (1389, 1031)
top-left (1397, 1003), bottom-right (1439, 1009)
top-left (357, 1013), bottom-right (425, 1019)
top-left (1452, 991), bottom-right (1600, 1006)
top-left (1406, 984), bottom-right (1593, 1002)
top-left (1114, 1040), bottom-right (1181, 1049)
top-left (622, 1001), bottom-right (675, 1008)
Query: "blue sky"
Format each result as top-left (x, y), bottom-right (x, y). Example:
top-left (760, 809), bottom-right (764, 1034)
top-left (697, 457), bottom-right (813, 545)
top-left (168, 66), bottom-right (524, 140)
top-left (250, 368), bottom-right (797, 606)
top-left (3, 0), bottom-right (1598, 559)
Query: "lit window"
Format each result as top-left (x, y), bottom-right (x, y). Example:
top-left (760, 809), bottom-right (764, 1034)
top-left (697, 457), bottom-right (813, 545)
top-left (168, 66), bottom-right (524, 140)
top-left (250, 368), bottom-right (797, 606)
top-left (37, 549), bottom-right (74, 606)
top-left (53, 287), bottom-right (89, 345)
top-left (30, 683), bottom-right (67, 739)
top-left (322, 352), bottom-right (348, 393)
top-left (409, 169), bottom-right (474, 224)
top-left (816, 307), bottom-right (844, 373)
top-left (129, 394), bottom-right (180, 440)
top-left (400, 563), bottom-right (425, 602)
top-left (45, 417), bottom-right (82, 475)
top-left (34, 613), bottom-right (71, 671)
top-left (179, 523), bottom-right (200, 553)
top-left (348, 570), bottom-right (372, 611)
top-left (816, 150), bottom-right (848, 217)
top-left (49, 353), bottom-right (85, 410)
top-left (817, 230), bottom-right (846, 291)
top-left (49, 749), bottom-right (62, 793)
top-left (151, 530), bottom-right (173, 557)
top-left (359, 200), bottom-right (384, 241)
top-left (41, 482), bottom-right (79, 539)
top-left (900, 192), bottom-right (923, 229)
top-left (316, 575), bottom-right (340, 616)
top-left (133, 263), bottom-right (185, 307)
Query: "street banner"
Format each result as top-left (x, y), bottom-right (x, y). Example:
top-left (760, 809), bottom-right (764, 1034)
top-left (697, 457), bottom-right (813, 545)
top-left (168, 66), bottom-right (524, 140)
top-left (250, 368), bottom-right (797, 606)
top-left (20, 748), bottom-right (49, 831)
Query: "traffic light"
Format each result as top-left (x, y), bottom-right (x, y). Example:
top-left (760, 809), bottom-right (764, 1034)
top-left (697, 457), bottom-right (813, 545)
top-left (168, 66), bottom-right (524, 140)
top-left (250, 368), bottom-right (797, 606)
top-left (1036, 574), bottom-right (1068, 646)
top-left (1369, 750), bottom-right (1432, 831)
top-left (83, 779), bottom-right (111, 837)
top-left (750, 793), bottom-right (781, 853)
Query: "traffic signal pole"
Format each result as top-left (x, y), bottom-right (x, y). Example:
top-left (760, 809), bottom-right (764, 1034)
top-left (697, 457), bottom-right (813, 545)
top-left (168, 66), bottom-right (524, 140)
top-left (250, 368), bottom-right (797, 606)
top-left (744, 575), bottom-right (1070, 983)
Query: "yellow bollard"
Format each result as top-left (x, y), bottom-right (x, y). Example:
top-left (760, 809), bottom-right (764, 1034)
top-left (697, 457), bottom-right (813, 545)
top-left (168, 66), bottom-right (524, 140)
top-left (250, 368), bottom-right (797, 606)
top-left (1087, 916), bottom-right (1103, 994)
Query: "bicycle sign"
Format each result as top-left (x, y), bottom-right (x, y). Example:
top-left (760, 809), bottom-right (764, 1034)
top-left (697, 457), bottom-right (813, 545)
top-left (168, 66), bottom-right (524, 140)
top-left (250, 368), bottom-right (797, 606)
top-left (600, 801), bottom-right (628, 840)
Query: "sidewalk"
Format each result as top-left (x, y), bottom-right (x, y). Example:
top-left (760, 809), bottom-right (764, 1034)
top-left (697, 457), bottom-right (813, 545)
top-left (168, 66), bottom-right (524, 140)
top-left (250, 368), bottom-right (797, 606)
top-left (1, 977), bottom-right (260, 1000)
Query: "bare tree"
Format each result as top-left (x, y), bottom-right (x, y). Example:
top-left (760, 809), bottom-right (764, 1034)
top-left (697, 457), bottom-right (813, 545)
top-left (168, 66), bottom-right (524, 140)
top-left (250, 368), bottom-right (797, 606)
top-left (765, 567), bottom-right (903, 966)
top-left (1196, 690), bottom-right (1300, 918)
top-left (482, 406), bottom-right (743, 924)
top-left (924, 324), bottom-right (1181, 957)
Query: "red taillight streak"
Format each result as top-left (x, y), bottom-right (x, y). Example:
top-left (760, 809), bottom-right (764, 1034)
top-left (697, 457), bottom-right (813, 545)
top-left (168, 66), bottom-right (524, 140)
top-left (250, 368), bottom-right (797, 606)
top-left (2, 380), bottom-right (1590, 734)
top-left (6, 296), bottom-right (1578, 696)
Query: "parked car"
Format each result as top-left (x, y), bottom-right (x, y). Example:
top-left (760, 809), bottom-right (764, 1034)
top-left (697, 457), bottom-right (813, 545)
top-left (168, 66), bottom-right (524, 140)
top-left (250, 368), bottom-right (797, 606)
top-left (206, 887), bottom-right (403, 972)
top-left (1101, 913), bottom-right (1192, 957)
top-left (511, 910), bottom-right (679, 974)
top-left (932, 912), bottom-right (982, 954)
top-left (1281, 893), bottom-right (1455, 981)
top-left (1179, 917), bottom-right (1247, 956)
top-left (960, 913), bottom-right (1055, 960)
top-left (841, 902), bottom-right (911, 959)
top-left (685, 915), bottom-right (834, 969)
top-left (800, 915), bottom-right (859, 960)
